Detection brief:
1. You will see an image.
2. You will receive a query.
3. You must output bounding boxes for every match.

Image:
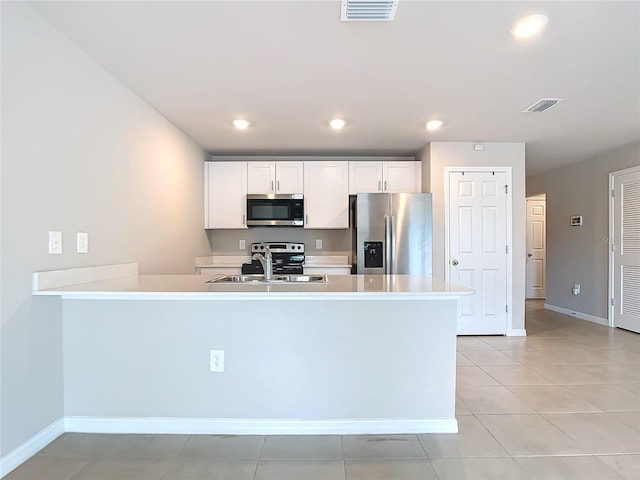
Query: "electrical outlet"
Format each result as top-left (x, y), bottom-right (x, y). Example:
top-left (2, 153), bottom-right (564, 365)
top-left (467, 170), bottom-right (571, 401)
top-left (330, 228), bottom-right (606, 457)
top-left (239, 239), bottom-right (246, 250)
top-left (572, 284), bottom-right (581, 295)
top-left (210, 350), bottom-right (224, 372)
top-left (48, 231), bottom-right (62, 254)
top-left (316, 239), bottom-right (323, 249)
top-left (76, 232), bottom-right (89, 253)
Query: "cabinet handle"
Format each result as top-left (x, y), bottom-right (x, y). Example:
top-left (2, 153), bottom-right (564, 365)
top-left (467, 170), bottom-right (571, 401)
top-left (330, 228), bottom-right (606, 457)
top-left (271, 181), bottom-right (274, 192)
top-left (378, 180), bottom-right (381, 192)
top-left (384, 180), bottom-right (387, 192)
top-left (277, 180), bottom-right (280, 192)
top-left (305, 214), bottom-right (309, 225)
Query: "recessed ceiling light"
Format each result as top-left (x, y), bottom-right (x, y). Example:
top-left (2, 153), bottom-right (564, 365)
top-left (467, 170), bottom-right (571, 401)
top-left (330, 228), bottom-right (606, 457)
top-left (329, 118), bottom-right (346, 130)
top-left (510, 14), bottom-right (548, 39)
top-left (426, 120), bottom-right (443, 131)
top-left (233, 119), bottom-right (250, 130)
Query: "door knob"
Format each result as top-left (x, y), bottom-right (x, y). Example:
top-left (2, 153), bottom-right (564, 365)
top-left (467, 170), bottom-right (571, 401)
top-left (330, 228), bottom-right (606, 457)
top-left (527, 253), bottom-right (533, 257)
top-left (451, 259), bottom-right (459, 266)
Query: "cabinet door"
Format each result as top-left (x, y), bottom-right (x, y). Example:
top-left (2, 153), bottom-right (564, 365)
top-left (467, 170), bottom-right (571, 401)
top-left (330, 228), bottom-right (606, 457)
top-left (348, 162), bottom-right (383, 194)
top-left (205, 162), bottom-right (247, 229)
top-left (247, 162), bottom-right (276, 194)
top-left (275, 162), bottom-right (304, 194)
top-left (303, 161), bottom-right (349, 229)
top-left (383, 161), bottom-right (421, 193)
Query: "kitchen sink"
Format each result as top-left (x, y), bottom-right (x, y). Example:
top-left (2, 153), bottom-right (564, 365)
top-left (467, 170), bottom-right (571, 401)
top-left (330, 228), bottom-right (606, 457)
top-left (207, 274), bottom-right (327, 284)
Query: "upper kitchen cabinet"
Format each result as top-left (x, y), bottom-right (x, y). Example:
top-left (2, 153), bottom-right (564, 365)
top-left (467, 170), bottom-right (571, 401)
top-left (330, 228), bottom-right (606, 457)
top-left (205, 162), bottom-right (247, 229)
top-left (247, 161), bottom-right (304, 194)
top-left (349, 161), bottom-right (421, 194)
top-left (303, 161), bottom-right (349, 229)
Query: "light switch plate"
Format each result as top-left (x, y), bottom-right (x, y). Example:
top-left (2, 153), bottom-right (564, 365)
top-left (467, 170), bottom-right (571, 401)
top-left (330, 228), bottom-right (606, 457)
top-left (77, 232), bottom-right (89, 253)
top-left (316, 239), bottom-right (323, 249)
top-left (48, 231), bottom-right (62, 254)
top-left (239, 239), bottom-right (246, 250)
top-left (210, 350), bottom-right (224, 372)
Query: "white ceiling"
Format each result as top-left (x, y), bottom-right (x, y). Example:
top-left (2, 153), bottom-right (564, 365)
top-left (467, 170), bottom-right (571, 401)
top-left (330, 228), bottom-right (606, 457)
top-left (30, 1), bottom-right (640, 176)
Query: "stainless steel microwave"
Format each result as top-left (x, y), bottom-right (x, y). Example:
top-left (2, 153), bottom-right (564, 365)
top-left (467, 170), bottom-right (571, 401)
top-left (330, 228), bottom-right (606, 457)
top-left (246, 194), bottom-right (304, 227)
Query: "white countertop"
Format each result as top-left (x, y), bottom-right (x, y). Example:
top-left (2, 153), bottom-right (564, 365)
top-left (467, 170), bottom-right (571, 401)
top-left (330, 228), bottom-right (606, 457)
top-left (33, 274), bottom-right (473, 301)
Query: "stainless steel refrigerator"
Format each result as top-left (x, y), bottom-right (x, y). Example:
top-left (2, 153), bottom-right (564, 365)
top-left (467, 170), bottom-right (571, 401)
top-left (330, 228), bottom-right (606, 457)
top-left (351, 193), bottom-right (432, 275)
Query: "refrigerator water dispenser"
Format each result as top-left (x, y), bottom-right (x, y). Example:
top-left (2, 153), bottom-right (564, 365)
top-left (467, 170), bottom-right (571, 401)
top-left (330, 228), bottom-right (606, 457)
top-left (363, 241), bottom-right (384, 268)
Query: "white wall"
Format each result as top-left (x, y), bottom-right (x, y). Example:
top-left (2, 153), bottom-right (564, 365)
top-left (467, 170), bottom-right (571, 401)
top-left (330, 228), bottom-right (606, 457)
top-left (527, 141), bottom-right (640, 321)
top-left (63, 297), bottom-right (457, 428)
top-left (420, 142), bottom-right (527, 332)
top-left (0, 3), bottom-right (210, 457)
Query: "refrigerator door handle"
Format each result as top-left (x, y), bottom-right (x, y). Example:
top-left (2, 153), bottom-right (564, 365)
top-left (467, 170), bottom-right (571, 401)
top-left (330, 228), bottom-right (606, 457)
top-left (384, 215), bottom-right (392, 274)
top-left (390, 215), bottom-right (396, 274)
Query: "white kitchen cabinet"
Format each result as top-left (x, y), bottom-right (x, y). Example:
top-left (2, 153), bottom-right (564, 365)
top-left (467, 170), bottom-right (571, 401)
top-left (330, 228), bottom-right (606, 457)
top-left (303, 161), bottom-right (349, 229)
top-left (247, 161), bottom-right (304, 194)
top-left (348, 161), bottom-right (421, 194)
top-left (204, 162), bottom-right (247, 229)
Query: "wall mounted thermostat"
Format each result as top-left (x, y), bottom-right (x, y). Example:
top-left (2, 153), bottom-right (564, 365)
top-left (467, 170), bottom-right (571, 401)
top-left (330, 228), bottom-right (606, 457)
top-left (570, 215), bottom-right (583, 226)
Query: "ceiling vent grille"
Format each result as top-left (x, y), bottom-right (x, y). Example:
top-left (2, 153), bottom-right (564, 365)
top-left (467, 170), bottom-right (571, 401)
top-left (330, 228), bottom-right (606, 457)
top-left (522, 98), bottom-right (564, 113)
top-left (341, 0), bottom-right (399, 21)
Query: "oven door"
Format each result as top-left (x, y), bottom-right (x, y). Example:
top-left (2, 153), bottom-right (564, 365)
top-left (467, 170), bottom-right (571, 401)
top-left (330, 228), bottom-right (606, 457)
top-left (246, 194), bottom-right (304, 227)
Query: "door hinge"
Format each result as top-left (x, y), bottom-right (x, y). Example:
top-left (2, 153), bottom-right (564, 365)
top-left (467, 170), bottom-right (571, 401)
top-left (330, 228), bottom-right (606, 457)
top-left (506, 304), bottom-right (509, 313)
top-left (611, 298), bottom-right (615, 307)
top-left (505, 245), bottom-right (509, 254)
top-left (611, 188), bottom-right (615, 198)
top-left (505, 185), bottom-right (509, 194)
top-left (611, 244), bottom-right (615, 252)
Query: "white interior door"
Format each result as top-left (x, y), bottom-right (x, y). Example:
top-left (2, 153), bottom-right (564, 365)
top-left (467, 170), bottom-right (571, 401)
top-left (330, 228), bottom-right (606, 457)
top-left (612, 168), bottom-right (640, 333)
top-left (448, 171), bottom-right (508, 335)
top-left (526, 195), bottom-right (546, 299)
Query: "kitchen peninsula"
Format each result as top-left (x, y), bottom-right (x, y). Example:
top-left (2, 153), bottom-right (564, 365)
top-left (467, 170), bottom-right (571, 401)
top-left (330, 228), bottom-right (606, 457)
top-left (33, 264), bottom-right (472, 435)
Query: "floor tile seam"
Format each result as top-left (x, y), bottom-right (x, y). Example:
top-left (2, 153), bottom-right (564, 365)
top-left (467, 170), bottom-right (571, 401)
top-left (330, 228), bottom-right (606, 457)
top-left (537, 411), bottom-right (626, 448)
top-left (510, 453), bottom-right (614, 459)
top-left (259, 455), bottom-right (345, 460)
top-left (342, 455), bottom-right (429, 460)
top-left (468, 413), bottom-right (516, 458)
top-left (501, 384), bottom-right (606, 414)
top-left (475, 365), bottom-right (547, 387)
top-left (420, 452), bottom-right (515, 460)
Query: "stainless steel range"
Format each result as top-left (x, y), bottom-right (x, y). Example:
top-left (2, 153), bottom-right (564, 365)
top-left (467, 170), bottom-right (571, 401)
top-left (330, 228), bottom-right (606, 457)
top-left (242, 242), bottom-right (305, 275)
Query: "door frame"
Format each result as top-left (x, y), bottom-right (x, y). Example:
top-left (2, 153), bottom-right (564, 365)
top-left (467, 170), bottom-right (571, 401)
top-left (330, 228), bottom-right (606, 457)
top-left (444, 166), bottom-right (513, 335)
top-left (608, 165), bottom-right (640, 327)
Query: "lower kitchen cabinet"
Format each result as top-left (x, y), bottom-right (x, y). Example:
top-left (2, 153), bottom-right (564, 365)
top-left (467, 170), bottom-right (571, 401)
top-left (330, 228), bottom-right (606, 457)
top-left (303, 161), bottom-right (349, 229)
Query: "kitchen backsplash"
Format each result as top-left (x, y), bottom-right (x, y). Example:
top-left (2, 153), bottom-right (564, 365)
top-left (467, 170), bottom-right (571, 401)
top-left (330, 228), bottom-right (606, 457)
top-left (207, 228), bottom-right (351, 255)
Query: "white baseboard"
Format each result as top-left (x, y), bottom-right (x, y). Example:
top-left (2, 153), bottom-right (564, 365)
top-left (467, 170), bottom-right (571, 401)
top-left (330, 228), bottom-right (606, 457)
top-left (64, 416), bottom-right (459, 435)
top-left (1, 415), bottom-right (458, 477)
top-left (507, 329), bottom-right (527, 337)
top-left (544, 304), bottom-right (609, 326)
top-left (0, 419), bottom-right (64, 478)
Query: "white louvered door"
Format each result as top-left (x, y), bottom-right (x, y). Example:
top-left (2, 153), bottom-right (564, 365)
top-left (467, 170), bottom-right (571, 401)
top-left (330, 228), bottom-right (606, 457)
top-left (613, 168), bottom-right (640, 333)
top-left (448, 171), bottom-right (508, 335)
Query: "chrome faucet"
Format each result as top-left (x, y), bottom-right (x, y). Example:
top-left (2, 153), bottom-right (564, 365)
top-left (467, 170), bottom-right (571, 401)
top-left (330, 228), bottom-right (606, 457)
top-left (252, 244), bottom-right (273, 280)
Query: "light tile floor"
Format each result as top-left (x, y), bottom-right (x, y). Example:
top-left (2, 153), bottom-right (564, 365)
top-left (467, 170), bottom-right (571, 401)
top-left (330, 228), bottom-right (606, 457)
top-left (6, 301), bottom-right (639, 479)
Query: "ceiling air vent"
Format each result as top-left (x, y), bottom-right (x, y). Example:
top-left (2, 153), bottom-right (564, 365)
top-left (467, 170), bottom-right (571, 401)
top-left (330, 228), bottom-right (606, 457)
top-left (522, 98), bottom-right (564, 113)
top-left (341, 0), bottom-right (399, 21)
